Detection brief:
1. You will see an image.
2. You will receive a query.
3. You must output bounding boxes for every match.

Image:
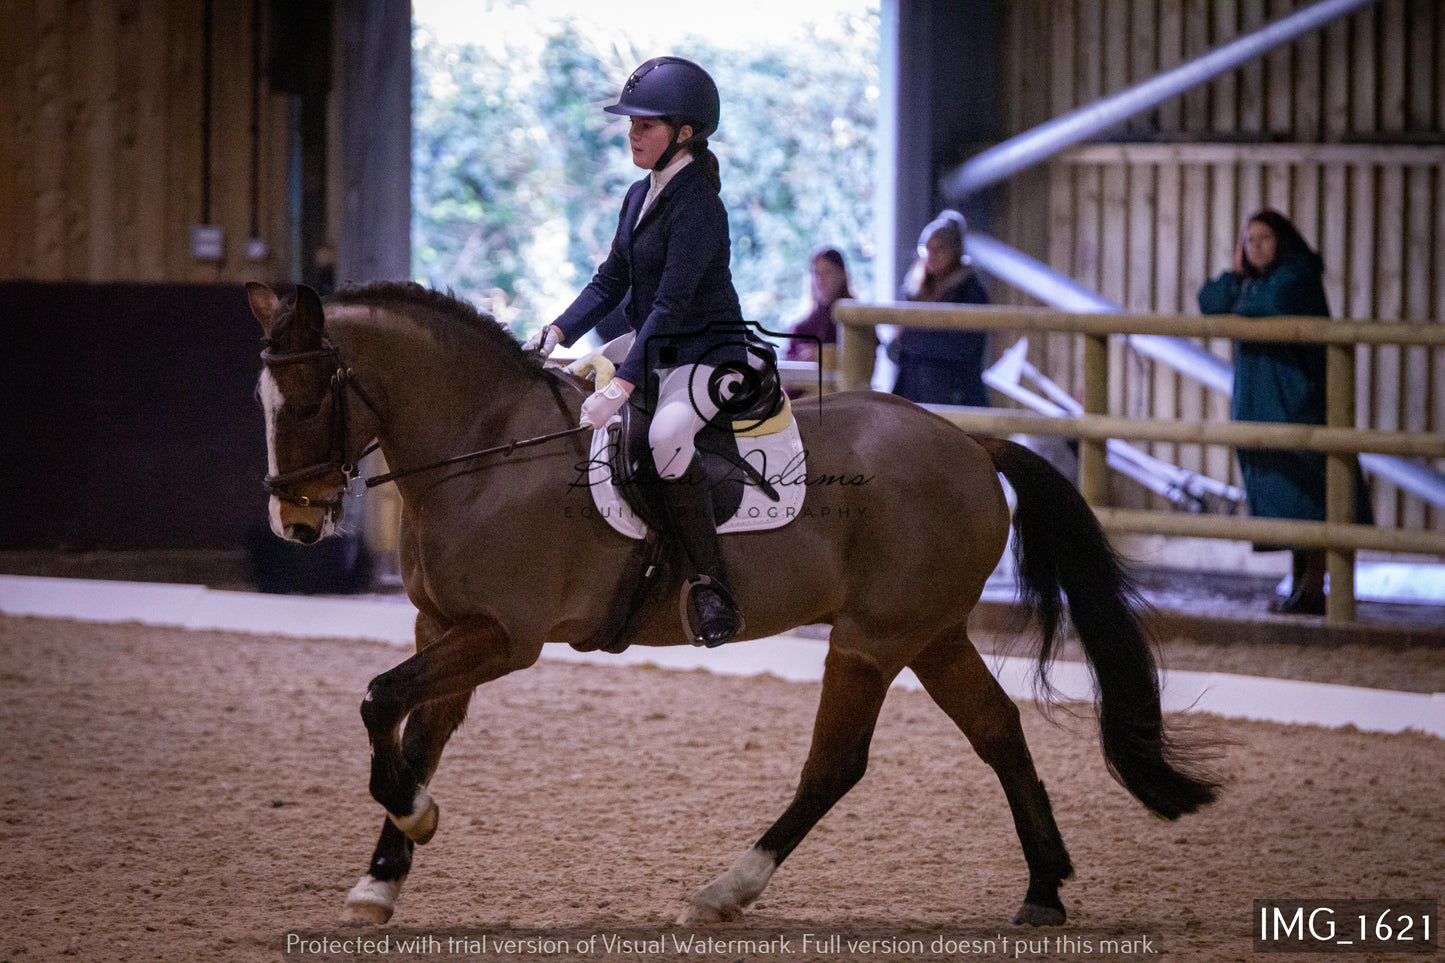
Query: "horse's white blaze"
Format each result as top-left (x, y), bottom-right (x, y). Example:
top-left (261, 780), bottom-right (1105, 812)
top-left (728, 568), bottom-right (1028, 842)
top-left (258, 367), bottom-right (337, 540)
top-left (258, 370), bottom-right (285, 537)
top-left (345, 874), bottom-right (401, 912)
top-left (684, 848), bottom-right (777, 920)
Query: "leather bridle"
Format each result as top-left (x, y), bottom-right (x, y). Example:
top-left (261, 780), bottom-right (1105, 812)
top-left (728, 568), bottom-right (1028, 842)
top-left (261, 340), bottom-right (590, 514)
top-left (259, 339), bottom-right (381, 510)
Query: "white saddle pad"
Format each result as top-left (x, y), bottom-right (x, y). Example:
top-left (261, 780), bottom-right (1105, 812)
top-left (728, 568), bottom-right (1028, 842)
top-left (584, 420), bottom-right (807, 540)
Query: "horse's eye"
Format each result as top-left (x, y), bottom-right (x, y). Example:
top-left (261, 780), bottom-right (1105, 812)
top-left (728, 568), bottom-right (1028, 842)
top-left (286, 402), bottom-right (323, 421)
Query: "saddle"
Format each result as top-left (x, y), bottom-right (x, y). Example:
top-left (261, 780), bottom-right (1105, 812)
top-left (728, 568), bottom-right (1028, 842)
top-left (610, 368), bottom-right (784, 528)
top-left (568, 351), bottom-right (802, 654)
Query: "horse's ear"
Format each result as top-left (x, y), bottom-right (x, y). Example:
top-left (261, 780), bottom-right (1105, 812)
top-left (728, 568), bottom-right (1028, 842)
top-left (293, 284), bottom-right (325, 349)
top-left (246, 282), bottom-right (280, 334)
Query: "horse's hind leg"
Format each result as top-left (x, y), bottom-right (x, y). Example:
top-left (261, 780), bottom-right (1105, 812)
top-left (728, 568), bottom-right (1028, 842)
top-left (679, 645), bottom-right (896, 924)
top-left (909, 631), bottom-right (1074, 926)
top-left (342, 691), bottom-right (472, 925)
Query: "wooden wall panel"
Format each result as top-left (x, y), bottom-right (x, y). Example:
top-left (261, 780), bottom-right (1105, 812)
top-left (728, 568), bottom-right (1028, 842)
top-left (1205, 162), bottom-right (1237, 490)
top-left (1183, 0), bottom-right (1211, 129)
top-left (1374, 165), bottom-right (1405, 527)
top-left (1402, 165), bottom-right (1431, 531)
top-left (1152, 161), bottom-right (1181, 485)
top-left (0, 0), bottom-right (29, 276)
top-left (33, 0), bottom-right (66, 279)
top-left (1405, 0), bottom-right (1434, 131)
top-left (135, 0), bottom-right (169, 280)
top-left (1434, 170), bottom-right (1445, 532)
top-left (167, 0), bottom-right (204, 283)
top-left (114, 0), bottom-right (142, 281)
top-left (1131, 0), bottom-right (1156, 135)
top-left (1157, 0), bottom-right (1184, 132)
top-left (1323, 14), bottom-right (1350, 140)
top-left (1045, 0), bottom-right (1079, 395)
top-left (2, 0), bottom-right (297, 284)
top-left (1177, 162), bottom-right (1211, 480)
top-left (1346, 164), bottom-right (1379, 513)
top-left (1001, 0), bottom-right (1445, 535)
top-left (85, 0), bottom-right (118, 281)
top-left (1240, 0), bottom-right (1266, 132)
top-left (213, 0), bottom-right (252, 284)
top-left (1293, 0), bottom-right (1321, 138)
top-left (61, 0), bottom-right (88, 280)
top-left (1267, 0), bottom-right (1294, 135)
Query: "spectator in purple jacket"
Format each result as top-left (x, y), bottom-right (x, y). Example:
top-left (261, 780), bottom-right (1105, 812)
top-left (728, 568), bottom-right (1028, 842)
top-left (785, 247), bottom-right (852, 362)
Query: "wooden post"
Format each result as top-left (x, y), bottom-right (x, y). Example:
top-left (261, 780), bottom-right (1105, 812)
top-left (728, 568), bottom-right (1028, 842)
top-left (1325, 340), bottom-right (1357, 622)
top-left (839, 321), bottom-right (878, 393)
top-left (1080, 332), bottom-right (1109, 504)
top-left (818, 344), bottom-right (838, 394)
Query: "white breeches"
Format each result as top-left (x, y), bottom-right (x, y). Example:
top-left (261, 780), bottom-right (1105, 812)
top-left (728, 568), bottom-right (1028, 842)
top-left (651, 363), bottom-right (735, 479)
top-left (597, 331), bottom-right (745, 480)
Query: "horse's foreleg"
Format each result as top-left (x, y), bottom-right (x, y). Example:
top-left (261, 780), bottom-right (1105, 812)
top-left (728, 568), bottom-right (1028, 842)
top-left (909, 631), bottom-right (1074, 926)
top-left (679, 646), bottom-right (894, 924)
top-left (343, 691), bottom-right (473, 925)
top-left (360, 617), bottom-right (535, 846)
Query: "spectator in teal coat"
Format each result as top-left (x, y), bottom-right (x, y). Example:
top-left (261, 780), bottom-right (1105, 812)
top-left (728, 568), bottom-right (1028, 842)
top-left (1198, 209), bottom-right (1371, 616)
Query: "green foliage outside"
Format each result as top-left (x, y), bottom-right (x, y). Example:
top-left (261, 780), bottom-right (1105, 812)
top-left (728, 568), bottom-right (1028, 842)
top-left (412, 11), bottom-right (879, 342)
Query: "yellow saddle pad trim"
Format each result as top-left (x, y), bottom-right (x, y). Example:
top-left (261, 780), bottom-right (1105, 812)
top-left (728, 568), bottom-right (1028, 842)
top-left (734, 393), bottom-right (793, 438)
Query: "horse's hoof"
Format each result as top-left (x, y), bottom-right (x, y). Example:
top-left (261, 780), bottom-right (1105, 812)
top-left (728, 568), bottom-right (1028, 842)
top-left (340, 901), bottom-right (393, 926)
top-left (342, 875), bottom-right (401, 926)
top-left (1012, 902), bottom-right (1066, 926)
top-left (388, 788), bottom-right (439, 845)
top-left (677, 850), bottom-right (774, 925)
top-left (676, 900), bottom-right (741, 925)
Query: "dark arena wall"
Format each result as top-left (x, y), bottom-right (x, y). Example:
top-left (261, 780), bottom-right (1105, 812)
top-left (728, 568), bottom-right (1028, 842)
top-left (0, 281), bottom-right (267, 550)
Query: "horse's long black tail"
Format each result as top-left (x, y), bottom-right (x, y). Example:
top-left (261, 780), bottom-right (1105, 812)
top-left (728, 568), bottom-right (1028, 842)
top-left (973, 435), bottom-right (1220, 820)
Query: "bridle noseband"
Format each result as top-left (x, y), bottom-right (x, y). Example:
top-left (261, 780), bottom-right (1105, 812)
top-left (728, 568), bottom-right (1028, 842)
top-left (260, 339), bottom-right (381, 510)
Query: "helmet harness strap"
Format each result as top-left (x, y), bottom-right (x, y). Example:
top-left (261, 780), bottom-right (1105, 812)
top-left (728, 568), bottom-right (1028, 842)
top-left (652, 123), bottom-right (696, 172)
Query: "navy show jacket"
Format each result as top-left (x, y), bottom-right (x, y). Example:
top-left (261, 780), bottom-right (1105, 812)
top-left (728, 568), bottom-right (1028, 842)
top-left (552, 160), bottom-right (746, 387)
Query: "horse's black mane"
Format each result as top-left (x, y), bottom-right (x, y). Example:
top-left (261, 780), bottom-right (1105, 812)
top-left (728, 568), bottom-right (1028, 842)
top-left (332, 281), bottom-right (546, 378)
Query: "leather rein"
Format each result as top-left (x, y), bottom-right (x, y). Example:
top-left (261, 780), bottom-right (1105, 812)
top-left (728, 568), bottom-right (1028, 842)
top-left (260, 340), bottom-right (587, 508)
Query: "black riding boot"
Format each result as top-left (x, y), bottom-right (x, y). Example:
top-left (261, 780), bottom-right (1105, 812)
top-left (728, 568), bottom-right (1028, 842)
top-left (658, 467), bottom-right (739, 648)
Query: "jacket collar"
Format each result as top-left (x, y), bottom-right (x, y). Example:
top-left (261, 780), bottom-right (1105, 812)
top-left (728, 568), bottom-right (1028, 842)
top-left (647, 151), bottom-right (693, 198)
top-left (632, 156), bottom-right (700, 234)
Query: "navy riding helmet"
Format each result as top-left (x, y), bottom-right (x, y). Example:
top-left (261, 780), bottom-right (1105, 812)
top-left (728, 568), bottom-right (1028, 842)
top-left (605, 57), bottom-right (720, 158)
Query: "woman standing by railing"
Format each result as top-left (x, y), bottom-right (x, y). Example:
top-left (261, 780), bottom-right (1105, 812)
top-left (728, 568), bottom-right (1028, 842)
top-left (1198, 209), bottom-right (1372, 615)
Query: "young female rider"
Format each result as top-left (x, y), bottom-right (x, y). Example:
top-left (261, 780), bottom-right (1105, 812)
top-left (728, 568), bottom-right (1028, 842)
top-left (524, 57), bottom-right (744, 648)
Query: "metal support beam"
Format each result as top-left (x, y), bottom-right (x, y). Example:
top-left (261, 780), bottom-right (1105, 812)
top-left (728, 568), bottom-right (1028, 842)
top-left (967, 234), bottom-right (1233, 391)
top-left (942, 0), bottom-right (1382, 201)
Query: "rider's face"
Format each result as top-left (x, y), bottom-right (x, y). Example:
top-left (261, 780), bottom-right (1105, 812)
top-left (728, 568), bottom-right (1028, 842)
top-left (629, 116), bottom-right (682, 170)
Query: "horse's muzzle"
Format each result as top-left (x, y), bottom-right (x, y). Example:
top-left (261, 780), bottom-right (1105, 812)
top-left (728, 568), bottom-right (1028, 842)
top-left (288, 522), bottom-right (321, 544)
top-left (271, 491), bottom-right (341, 543)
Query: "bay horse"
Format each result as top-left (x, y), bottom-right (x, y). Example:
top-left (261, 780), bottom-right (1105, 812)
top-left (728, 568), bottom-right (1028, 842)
top-left (246, 281), bottom-right (1218, 928)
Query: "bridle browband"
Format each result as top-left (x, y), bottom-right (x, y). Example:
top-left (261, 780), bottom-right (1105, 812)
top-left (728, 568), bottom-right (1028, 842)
top-left (259, 338), bottom-right (382, 510)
